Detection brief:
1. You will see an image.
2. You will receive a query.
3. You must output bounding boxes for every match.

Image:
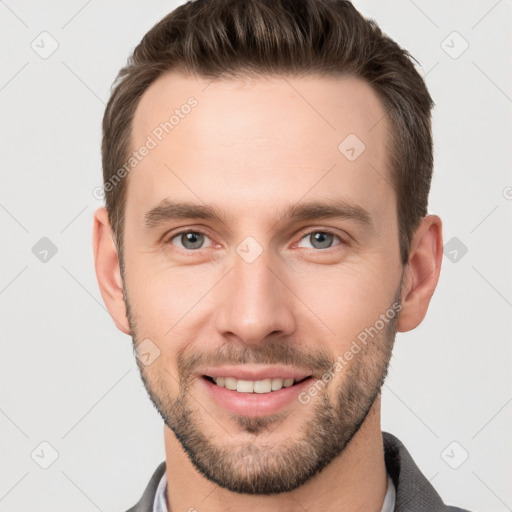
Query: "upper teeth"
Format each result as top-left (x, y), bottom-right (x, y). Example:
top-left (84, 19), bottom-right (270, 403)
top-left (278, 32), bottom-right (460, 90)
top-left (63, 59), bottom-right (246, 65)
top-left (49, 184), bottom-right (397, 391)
top-left (212, 377), bottom-right (296, 393)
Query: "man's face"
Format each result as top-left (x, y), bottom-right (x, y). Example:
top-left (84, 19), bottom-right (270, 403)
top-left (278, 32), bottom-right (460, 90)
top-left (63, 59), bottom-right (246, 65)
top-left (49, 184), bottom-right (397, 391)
top-left (122, 72), bottom-right (404, 494)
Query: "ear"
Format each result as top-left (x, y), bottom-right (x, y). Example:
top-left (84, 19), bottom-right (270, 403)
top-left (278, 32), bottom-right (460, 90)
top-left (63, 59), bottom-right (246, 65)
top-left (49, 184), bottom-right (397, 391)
top-left (92, 207), bottom-right (131, 335)
top-left (397, 214), bottom-right (443, 332)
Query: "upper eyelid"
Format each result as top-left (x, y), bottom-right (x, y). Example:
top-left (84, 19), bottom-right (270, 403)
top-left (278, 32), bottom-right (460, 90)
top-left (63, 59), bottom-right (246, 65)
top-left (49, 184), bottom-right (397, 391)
top-left (168, 229), bottom-right (214, 248)
top-left (297, 230), bottom-right (342, 244)
top-left (164, 226), bottom-right (212, 242)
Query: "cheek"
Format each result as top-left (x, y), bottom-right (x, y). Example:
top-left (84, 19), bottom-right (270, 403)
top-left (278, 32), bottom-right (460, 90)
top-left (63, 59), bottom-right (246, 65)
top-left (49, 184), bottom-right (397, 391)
top-left (126, 261), bottom-right (219, 338)
top-left (128, 268), bottom-right (211, 391)
top-left (291, 260), bottom-right (398, 346)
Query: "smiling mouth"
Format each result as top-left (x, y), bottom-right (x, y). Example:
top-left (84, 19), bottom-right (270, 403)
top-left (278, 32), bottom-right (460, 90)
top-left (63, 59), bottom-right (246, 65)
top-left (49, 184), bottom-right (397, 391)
top-left (202, 375), bottom-right (312, 394)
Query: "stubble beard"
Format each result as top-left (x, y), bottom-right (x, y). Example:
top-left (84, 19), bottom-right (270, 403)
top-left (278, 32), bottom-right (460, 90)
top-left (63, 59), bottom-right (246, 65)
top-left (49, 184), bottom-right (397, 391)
top-left (124, 284), bottom-right (399, 495)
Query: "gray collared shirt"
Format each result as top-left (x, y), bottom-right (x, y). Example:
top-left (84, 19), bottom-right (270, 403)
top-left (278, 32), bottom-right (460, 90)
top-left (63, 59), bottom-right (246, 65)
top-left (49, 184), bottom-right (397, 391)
top-left (152, 471), bottom-right (396, 512)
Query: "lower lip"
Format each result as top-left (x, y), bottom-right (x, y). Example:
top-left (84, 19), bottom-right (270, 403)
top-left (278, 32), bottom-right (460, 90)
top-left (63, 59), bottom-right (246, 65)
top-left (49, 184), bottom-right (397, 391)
top-left (200, 376), bottom-right (314, 417)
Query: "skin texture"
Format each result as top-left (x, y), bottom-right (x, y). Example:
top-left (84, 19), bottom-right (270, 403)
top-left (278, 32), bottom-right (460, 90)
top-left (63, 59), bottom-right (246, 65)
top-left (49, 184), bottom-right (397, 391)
top-left (93, 72), bottom-right (443, 512)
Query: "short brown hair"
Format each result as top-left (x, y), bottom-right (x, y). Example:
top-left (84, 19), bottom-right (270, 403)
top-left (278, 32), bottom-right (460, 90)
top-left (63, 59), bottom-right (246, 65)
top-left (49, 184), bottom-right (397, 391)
top-left (102, 0), bottom-right (434, 269)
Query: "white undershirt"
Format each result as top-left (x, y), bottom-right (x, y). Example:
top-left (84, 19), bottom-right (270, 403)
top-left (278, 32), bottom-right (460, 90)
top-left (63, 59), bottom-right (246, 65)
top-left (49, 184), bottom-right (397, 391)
top-left (153, 471), bottom-right (396, 512)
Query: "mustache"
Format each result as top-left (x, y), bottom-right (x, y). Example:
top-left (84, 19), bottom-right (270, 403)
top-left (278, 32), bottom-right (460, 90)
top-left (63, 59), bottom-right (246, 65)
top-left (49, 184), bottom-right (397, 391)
top-left (177, 341), bottom-right (336, 380)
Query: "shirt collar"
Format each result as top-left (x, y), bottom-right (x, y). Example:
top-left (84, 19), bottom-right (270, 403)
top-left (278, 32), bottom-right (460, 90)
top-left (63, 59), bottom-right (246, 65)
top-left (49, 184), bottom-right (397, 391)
top-left (152, 470), bottom-right (395, 512)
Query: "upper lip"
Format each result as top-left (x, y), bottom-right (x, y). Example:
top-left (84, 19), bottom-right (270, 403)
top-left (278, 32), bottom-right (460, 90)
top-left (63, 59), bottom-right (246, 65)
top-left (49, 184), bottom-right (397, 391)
top-left (199, 365), bottom-right (312, 381)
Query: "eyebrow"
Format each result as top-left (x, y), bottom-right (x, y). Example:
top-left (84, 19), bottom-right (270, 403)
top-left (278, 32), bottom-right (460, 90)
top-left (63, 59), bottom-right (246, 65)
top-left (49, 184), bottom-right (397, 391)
top-left (143, 198), bottom-right (373, 231)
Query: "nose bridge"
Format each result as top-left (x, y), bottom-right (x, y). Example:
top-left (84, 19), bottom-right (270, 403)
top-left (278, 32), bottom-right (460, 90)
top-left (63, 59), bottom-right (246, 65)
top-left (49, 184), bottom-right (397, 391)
top-left (214, 244), bottom-right (296, 345)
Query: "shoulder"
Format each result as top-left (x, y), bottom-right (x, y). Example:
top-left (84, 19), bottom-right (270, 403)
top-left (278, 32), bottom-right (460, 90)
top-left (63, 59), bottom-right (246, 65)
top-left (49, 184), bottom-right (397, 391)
top-left (382, 432), bottom-right (473, 512)
top-left (124, 461), bottom-right (167, 512)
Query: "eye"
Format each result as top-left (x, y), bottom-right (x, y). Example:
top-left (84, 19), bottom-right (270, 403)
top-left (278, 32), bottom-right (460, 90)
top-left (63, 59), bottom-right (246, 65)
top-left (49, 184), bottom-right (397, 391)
top-left (169, 231), bottom-right (212, 250)
top-left (297, 231), bottom-right (342, 250)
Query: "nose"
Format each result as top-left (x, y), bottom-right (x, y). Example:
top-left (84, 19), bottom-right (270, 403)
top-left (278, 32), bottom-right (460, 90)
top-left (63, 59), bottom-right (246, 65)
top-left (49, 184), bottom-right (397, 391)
top-left (213, 247), bottom-right (297, 346)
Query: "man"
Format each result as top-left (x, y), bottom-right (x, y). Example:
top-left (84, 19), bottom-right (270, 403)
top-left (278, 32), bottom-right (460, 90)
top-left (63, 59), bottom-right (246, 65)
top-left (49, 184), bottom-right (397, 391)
top-left (92, 0), bottom-right (471, 511)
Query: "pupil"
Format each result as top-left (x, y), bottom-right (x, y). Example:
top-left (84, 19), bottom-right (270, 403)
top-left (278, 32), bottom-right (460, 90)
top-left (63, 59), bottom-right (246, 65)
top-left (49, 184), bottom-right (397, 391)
top-left (311, 232), bottom-right (332, 249)
top-left (182, 232), bottom-right (203, 249)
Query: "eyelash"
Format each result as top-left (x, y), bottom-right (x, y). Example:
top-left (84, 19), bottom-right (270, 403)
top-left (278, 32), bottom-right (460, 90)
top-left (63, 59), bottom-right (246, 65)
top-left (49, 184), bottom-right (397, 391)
top-left (165, 228), bottom-right (346, 252)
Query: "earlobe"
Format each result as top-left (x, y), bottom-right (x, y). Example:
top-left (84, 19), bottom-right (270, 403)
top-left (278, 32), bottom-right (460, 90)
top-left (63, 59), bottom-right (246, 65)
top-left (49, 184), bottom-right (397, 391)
top-left (92, 207), bottom-right (131, 335)
top-left (397, 215), bottom-right (443, 333)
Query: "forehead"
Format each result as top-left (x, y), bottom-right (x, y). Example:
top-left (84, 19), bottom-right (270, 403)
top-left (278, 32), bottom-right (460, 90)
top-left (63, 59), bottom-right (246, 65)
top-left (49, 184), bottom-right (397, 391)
top-left (132, 71), bottom-right (389, 150)
top-left (127, 71), bottom-right (392, 225)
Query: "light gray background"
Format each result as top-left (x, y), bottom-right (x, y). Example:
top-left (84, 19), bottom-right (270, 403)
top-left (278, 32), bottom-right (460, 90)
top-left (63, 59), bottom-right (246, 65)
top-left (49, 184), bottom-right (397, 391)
top-left (1, 1), bottom-right (511, 511)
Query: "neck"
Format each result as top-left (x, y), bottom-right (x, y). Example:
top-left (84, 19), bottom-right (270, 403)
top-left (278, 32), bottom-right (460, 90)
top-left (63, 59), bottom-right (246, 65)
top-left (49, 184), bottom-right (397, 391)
top-left (163, 396), bottom-right (387, 512)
